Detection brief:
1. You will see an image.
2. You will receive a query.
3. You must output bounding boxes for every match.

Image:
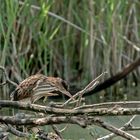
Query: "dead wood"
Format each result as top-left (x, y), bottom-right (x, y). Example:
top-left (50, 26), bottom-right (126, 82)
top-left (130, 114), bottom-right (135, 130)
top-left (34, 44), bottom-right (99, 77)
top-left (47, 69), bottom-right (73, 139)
top-left (85, 57), bottom-right (140, 95)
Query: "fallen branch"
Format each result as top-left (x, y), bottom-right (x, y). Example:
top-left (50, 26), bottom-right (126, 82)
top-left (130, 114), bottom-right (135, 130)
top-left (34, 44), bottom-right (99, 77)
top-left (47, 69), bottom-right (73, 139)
top-left (94, 117), bottom-right (139, 140)
top-left (74, 101), bottom-right (140, 110)
top-left (86, 57), bottom-right (140, 95)
top-left (0, 115), bottom-right (139, 140)
top-left (0, 64), bottom-right (140, 139)
top-left (2, 100), bottom-right (140, 116)
top-left (51, 125), bottom-right (63, 139)
top-left (0, 115), bottom-right (90, 127)
top-left (7, 124), bottom-right (30, 138)
top-left (98, 115), bottom-right (137, 140)
top-left (63, 72), bottom-right (107, 107)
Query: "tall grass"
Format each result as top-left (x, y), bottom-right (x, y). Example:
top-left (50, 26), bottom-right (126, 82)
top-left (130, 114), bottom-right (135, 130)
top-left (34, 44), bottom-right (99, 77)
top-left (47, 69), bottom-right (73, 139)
top-left (0, 0), bottom-right (140, 98)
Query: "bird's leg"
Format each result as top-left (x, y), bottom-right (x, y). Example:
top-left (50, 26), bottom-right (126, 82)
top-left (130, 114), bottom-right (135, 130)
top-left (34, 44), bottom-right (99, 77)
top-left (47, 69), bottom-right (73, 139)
top-left (43, 97), bottom-right (48, 103)
top-left (30, 96), bottom-right (35, 104)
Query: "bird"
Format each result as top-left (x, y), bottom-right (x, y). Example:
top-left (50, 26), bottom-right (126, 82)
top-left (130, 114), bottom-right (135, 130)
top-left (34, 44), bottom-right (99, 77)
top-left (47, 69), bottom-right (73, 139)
top-left (10, 74), bottom-right (73, 103)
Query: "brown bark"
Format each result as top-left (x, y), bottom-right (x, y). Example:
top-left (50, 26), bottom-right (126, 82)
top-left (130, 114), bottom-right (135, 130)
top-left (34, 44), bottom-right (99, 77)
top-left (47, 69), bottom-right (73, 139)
top-left (86, 57), bottom-right (140, 95)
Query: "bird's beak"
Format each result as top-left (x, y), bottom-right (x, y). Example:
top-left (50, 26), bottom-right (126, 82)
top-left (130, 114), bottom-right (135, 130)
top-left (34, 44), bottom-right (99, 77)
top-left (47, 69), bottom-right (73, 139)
top-left (61, 90), bottom-right (75, 100)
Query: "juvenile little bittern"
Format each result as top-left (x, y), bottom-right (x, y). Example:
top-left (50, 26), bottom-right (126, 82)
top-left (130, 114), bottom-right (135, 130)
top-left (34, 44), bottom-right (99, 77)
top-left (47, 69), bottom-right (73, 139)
top-left (10, 74), bottom-right (73, 103)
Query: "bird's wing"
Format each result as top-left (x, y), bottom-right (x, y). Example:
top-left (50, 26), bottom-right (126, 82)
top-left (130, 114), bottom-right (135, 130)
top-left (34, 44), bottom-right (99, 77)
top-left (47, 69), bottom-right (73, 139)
top-left (33, 79), bottom-right (59, 97)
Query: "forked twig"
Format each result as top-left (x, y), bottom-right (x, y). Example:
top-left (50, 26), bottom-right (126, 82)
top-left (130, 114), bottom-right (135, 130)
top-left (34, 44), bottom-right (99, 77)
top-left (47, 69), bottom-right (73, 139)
top-left (76, 81), bottom-right (99, 107)
top-left (98, 115), bottom-right (137, 140)
top-left (63, 72), bottom-right (107, 107)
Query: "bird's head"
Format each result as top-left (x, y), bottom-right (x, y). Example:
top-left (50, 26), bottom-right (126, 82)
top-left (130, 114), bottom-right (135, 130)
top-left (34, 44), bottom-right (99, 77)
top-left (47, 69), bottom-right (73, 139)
top-left (47, 77), bottom-right (73, 99)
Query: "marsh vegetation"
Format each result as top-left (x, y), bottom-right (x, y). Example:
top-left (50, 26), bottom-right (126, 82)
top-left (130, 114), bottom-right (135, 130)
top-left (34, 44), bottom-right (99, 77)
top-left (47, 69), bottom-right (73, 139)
top-left (0, 0), bottom-right (140, 139)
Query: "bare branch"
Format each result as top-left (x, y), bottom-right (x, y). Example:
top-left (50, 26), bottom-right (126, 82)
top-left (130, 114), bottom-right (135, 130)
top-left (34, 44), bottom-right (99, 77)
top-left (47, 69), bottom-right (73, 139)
top-left (0, 115), bottom-right (139, 140)
top-left (2, 100), bottom-right (140, 116)
top-left (74, 101), bottom-right (140, 110)
top-left (51, 125), bottom-right (63, 139)
top-left (86, 57), bottom-right (140, 95)
top-left (0, 66), bottom-right (18, 87)
top-left (7, 124), bottom-right (30, 138)
top-left (94, 117), bottom-right (139, 140)
top-left (63, 72), bottom-right (107, 107)
top-left (98, 115), bottom-right (137, 140)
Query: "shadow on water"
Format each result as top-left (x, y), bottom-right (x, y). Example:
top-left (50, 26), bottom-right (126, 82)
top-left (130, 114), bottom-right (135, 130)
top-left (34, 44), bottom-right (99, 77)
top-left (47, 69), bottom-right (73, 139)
top-left (0, 85), bottom-right (140, 140)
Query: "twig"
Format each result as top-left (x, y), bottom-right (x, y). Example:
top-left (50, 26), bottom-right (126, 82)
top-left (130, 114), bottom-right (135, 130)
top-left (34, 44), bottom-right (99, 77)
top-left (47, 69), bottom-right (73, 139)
top-left (60, 124), bottom-right (69, 133)
top-left (76, 81), bottom-right (99, 107)
top-left (0, 115), bottom-right (139, 140)
top-left (51, 125), bottom-right (63, 139)
top-left (7, 124), bottom-right (30, 138)
top-left (86, 57), bottom-right (140, 95)
top-left (0, 66), bottom-right (18, 87)
top-left (74, 101), bottom-right (140, 110)
top-left (94, 117), bottom-right (139, 140)
top-left (129, 126), bottom-right (140, 131)
top-left (49, 98), bottom-right (85, 108)
top-left (98, 115), bottom-right (137, 140)
top-left (0, 123), bottom-right (30, 138)
top-left (0, 115), bottom-right (88, 127)
top-left (63, 72), bottom-right (107, 107)
top-left (2, 100), bottom-right (140, 116)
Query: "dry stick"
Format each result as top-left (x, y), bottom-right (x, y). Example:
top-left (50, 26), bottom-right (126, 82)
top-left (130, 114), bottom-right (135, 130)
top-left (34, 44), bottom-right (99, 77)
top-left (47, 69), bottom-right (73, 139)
top-left (7, 124), bottom-right (30, 138)
top-left (94, 117), bottom-right (139, 140)
top-left (49, 98), bottom-right (85, 108)
top-left (74, 101), bottom-right (140, 110)
top-left (0, 66), bottom-right (18, 87)
top-left (0, 123), bottom-right (30, 138)
top-left (76, 72), bottom-right (107, 103)
top-left (86, 57), bottom-right (140, 95)
top-left (0, 115), bottom-right (139, 140)
top-left (129, 126), bottom-right (140, 131)
top-left (76, 81), bottom-right (99, 107)
top-left (51, 125), bottom-right (63, 140)
top-left (62, 77), bottom-right (99, 135)
top-left (2, 100), bottom-right (140, 116)
top-left (0, 115), bottom-right (88, 126)
top-left (63, 72), bottom-right (107, 107)
top-left (98, 115), bottom-right (137, 140)
top-left (59, 124), bottom-right (69, 133)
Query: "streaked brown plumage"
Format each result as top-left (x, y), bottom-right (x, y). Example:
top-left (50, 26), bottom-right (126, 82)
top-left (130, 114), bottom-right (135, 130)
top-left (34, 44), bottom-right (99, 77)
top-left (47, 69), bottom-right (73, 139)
top-left (10, 74), bottom-right (72, 103)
